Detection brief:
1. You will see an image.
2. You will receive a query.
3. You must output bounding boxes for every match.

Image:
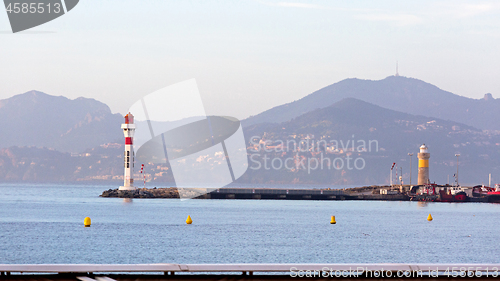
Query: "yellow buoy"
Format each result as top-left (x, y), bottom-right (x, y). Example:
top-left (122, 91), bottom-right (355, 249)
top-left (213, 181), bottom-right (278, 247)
top-left (84, 217), bottom-right (91, 227)
top-left (427, 214), bottom-right (433, 221)
top-left (186, 215), bottom-right (193, 225)
top-left (330, 216), bottom-right (336, 224)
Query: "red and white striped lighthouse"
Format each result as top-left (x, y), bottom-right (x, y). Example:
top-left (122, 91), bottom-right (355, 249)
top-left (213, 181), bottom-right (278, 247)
top-left (119, 112), bottom-right (136, 190)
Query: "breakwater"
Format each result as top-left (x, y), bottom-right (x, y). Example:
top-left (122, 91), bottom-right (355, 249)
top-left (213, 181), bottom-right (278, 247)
top-left (100, 186), bottom-right (408, 201)
top-left (100, 185), bottom-right (499, 202)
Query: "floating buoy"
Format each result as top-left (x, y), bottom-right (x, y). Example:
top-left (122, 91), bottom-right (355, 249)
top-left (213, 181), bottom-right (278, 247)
top-left (84, 217), bottom-right (91, 227)
top-left (427, 214), bottom-right (433, 221)
top-left (186, 215), bottom-right (193, 225)
top-left (330, 216), bottom-right (336, 224)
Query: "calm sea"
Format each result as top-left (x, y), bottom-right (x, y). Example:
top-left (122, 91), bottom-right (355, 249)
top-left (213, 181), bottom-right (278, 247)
top-left (0, 183), bottom-right (499, 264)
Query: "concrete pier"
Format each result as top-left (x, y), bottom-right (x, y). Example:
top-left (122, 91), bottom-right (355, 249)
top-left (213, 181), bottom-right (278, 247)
top-left (100, 187), bottom-right (408, 201)
top-left (208, 188), bottom-right (354, 200)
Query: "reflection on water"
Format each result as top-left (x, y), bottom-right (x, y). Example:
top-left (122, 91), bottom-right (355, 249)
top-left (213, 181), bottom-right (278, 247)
top-left (417, 201), bottom-right (429, 208)
top-left (122, 198), bottom-right (133, 204)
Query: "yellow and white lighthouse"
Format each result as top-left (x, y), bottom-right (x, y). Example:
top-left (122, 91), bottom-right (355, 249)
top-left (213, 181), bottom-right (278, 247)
top-left (417, 144), bottom-right (430, 185)
top-left (119, 113), bottom-right (136, 190)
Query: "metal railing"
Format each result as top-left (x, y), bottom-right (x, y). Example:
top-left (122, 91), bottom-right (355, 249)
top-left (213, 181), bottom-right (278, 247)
top-left (1, 263), bottom-right (499, 277)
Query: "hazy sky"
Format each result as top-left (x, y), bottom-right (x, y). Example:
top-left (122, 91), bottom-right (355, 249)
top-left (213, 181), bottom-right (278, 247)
top-left (1, 0), bottom-right (500, 119)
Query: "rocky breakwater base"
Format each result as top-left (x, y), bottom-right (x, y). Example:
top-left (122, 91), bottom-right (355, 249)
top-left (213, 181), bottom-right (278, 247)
top-left (100, 187), bottom-right (212, 198)
top-left (101, 187), bottom-right (179, 199)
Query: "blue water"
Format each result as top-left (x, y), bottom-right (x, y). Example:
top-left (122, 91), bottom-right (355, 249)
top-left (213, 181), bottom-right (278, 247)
top-left (0, 183), bottom-right (499, 264)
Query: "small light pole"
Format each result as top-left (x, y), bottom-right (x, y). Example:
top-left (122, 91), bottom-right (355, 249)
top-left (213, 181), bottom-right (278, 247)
top-left (390, 167), bottom-right (393, 186)
top-left (408, 153), bottom-right (413, 186)
top-left (455, 154), bottom-right (460, 186)
top-left (390, 162), bottom-right (396, 187)
top-left (400, 167), bottom-right (403, 185)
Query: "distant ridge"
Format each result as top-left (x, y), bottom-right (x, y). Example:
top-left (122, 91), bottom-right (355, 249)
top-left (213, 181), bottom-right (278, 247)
top-left (0, 90), bottom-right (123, 153)
top-left (243, 76), bottom-right (500, 130)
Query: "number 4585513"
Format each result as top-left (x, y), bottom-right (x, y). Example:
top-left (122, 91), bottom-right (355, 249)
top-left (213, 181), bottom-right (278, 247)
top-left (5, 3), bottom-right (62, 14)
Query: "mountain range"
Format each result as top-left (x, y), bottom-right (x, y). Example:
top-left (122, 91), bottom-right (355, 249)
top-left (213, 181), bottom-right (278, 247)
top-left (243, 76), bottom-right (499, 131)
top-left (0, 91), bottom-right (123, 153)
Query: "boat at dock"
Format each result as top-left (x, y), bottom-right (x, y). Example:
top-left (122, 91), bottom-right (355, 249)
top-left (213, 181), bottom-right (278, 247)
top-left (473, 185), bottom-right (493, 197)
top-left (438, 188), bottom-right (468, 202)
top-left (472, 185), bottom-right (500, 202)
top-left (409, 184), bottom-right (439, 202)
top-left (410, 184), bottom-right (469, 202)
